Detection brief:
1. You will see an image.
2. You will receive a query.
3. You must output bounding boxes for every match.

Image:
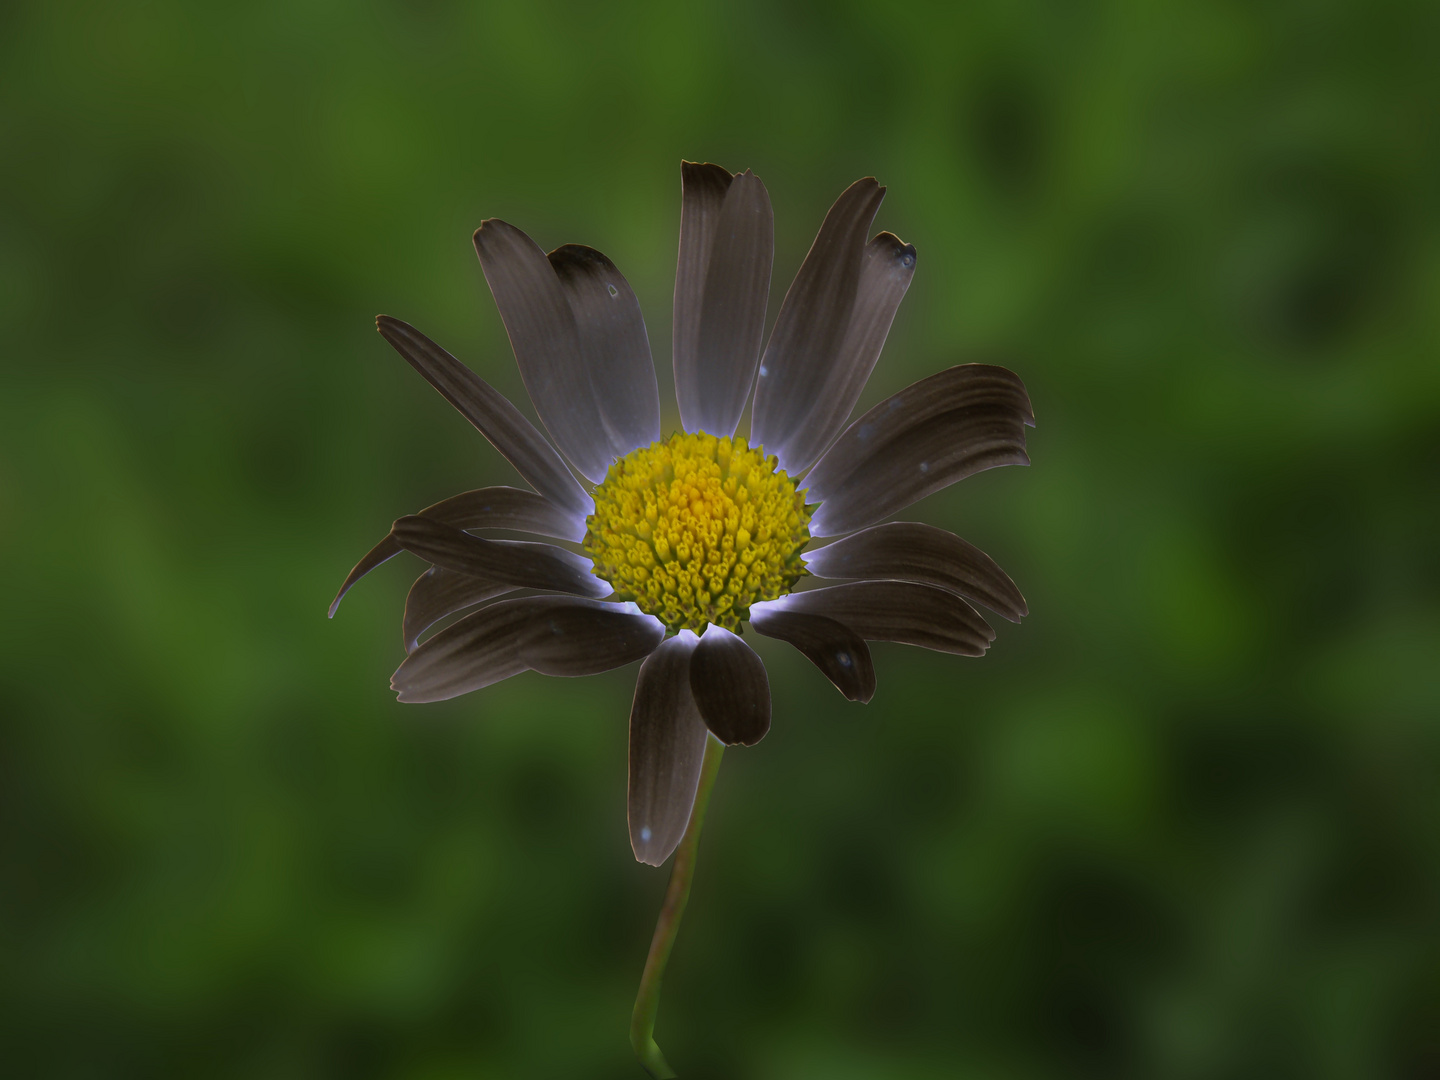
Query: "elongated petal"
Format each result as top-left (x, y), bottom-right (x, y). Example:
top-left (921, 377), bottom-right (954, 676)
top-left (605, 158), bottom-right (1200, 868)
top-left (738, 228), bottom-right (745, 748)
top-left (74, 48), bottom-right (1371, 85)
top-left (392, 596), bottom-right (659, 703)
top-left (415, 485), bottom-right (588, 542)
top-left (403, 567), bottom-right (518, 653)
top-left (391, 515), bottom-right (610, 598)
top-left (547, 244), bottom-right (661, 456)
top-left (748, 608), bottom-right (875, 703)
top-left (375, 316), bottom-right (592, 518)
top-left (764, 581), bottom-right (995, 656)
top-left (628, 633), bottom-right (710, 866)
top-left (688, 626), bottom-right (770, 745)
top-left (472, 220), bottom-right (616, 481)
top-left (806, 364), bottom-right (1035, 537)
top-left (803, 521), bottom-right (1028, 623)
top-left (329, 485), bottom-right (585, 618)
top-left (758, 230), bottom-right (916, 475)
top-left (329, 540), bottom-right (404, 620)
top-left (752, 180), bottom-right (917, 473)
top-left (673, 165), bottom-right (773, 436)
top-left (519, 599), bottom-right (664, 676)
top-left (673, 162), bottom-right (732, 425)
top-left (391, 597), bottom-right (540, 702)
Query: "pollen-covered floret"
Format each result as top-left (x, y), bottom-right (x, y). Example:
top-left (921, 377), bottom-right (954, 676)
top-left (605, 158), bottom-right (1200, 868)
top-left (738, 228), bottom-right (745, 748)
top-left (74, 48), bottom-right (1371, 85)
top-left (584, 432), bottom-right (811, 633)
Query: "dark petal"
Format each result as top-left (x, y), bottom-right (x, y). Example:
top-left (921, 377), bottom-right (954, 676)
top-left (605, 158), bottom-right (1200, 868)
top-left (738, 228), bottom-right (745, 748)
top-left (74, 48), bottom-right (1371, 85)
top-left (391, 515), bottom-right (610, 598)
top-left (391, 596), bottom-right (541, 702)
top-left (628, 633), bottom-right (710, 866)
top-left (329, 538), bottom-right (403, 619)
top-left (472, 220), bottom-right (611, 482)
top-left (748, 608), bottom-right (876, 703)
top-left (416, 485), bottom-right (588, 542)
top-left (375, 316), bottom-right (592, 518)
top-left (392, 596), bottom-right (660, 703)
top-left (688, 626), bottom-right (771, 746)
top-left (752, 180), bottom-right (917, 473)
top-left (805, 364), bottom-right (1035, 537)
top-left (674, 167), bottom-right (774, 436)
top-left (547, 244), bottom-right (661, 458)
top-left (519, 598), bottom-right (665, 676)
top-left (765, 581), bottom-right (996, 656)
top-left (774, 232), bottom-right (916, 473)
top-left (403, 567), bottom-right (518, 653)
top-left (673, 161), bottom-right (733, 431)
top-left (803, 521), bottom-right (1028, 623)
top-left (328, 485), bottom-right (583, 618)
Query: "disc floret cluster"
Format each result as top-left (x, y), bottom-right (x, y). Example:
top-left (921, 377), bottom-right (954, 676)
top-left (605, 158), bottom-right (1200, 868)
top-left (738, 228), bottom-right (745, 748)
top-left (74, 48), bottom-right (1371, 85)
top-left (584, 431), bottom-right (811, 633)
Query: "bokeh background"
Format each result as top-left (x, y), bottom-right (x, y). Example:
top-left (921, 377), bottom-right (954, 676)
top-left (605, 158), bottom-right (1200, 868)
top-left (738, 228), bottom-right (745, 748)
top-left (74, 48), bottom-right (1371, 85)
top-left (3, 1), bottom-right (1438, 1077)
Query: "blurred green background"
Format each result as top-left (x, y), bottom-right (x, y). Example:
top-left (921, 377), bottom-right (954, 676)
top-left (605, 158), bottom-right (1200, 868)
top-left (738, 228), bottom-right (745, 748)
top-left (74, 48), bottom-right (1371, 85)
top-left (3, 1), bottom-right (1438, 1077)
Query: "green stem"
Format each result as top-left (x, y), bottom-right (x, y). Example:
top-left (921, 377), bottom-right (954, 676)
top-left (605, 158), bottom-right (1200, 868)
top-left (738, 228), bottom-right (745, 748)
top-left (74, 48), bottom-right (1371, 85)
top-left (630, 734), bottom-right (725, 1078)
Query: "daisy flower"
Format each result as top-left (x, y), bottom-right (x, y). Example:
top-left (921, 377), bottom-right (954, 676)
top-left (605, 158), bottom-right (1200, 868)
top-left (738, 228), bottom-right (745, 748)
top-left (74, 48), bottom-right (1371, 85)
top-left (332, 162), bottom-right (1033, 1076)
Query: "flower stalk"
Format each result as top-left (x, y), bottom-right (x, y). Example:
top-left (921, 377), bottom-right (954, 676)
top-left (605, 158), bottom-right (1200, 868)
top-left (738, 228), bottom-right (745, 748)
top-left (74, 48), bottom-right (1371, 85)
top-left (630, 734), bottom-right (725, 1078)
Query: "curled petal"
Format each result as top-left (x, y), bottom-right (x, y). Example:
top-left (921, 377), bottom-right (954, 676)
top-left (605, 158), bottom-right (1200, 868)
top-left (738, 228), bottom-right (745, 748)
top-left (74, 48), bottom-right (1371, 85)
top-left (391, 515), bottom-right (609, 598)
top-left (329, 485), bottom-right (585, 619)
top-left (805, 364), bottom-right (1035, 537)
top-left (748, 608), bottom-right (875, 703)
top-left (330, 540), bottom-right (404, 620)
top-left (764, 581), bottom-right (995, 656)
top-left (628, 633), bottom-right (711, 866)
top-left (412, 485), bottom-right (588, 542)
top-left (688, 625), bottom-right (771, 746)
top-left (393, 596), bottom-right (659, 703)
top-left (803, 521), bottom-right (1028, 623)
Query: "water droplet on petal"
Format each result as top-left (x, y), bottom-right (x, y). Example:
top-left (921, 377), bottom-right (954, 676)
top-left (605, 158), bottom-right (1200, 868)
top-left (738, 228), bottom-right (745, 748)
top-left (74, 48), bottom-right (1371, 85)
top-left (758, 365), bottom-right (768, 377)
top-left (607, 283), bottom-right (619, 297)
top-left (837, 651), bottom-right (852, 668)
top-left (919, 462), bottom-right (929, 473)
top-left (640, 827), bottom-right (652, 842)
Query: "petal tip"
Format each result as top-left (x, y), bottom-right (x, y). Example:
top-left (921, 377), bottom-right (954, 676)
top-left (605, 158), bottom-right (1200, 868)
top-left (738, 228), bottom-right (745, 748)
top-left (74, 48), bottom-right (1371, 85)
top-left (632, 845), bottom-right (667, 868)
top-left (391, 676), bottom-right (426, 704)
top-left (472, 218), bottom-right (513, 245)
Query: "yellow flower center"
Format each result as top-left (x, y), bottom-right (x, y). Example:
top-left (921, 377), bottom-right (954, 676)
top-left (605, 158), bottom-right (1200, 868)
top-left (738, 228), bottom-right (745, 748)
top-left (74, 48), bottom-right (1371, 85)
top-left (584, 432), bottom-right (811, 633)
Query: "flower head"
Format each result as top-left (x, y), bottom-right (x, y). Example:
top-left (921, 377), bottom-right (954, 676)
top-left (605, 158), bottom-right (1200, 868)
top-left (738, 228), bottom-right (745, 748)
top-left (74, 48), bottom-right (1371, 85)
top-left (332, 163), bottom-right (1034, 866)
top-left (585, 432), bottom-right (810, 633)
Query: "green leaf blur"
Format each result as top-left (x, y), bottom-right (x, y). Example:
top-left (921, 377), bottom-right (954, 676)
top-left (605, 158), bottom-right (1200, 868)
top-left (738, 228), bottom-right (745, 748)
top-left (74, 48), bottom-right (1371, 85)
top-left (2, 1), bottom-right (1436, 1076)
